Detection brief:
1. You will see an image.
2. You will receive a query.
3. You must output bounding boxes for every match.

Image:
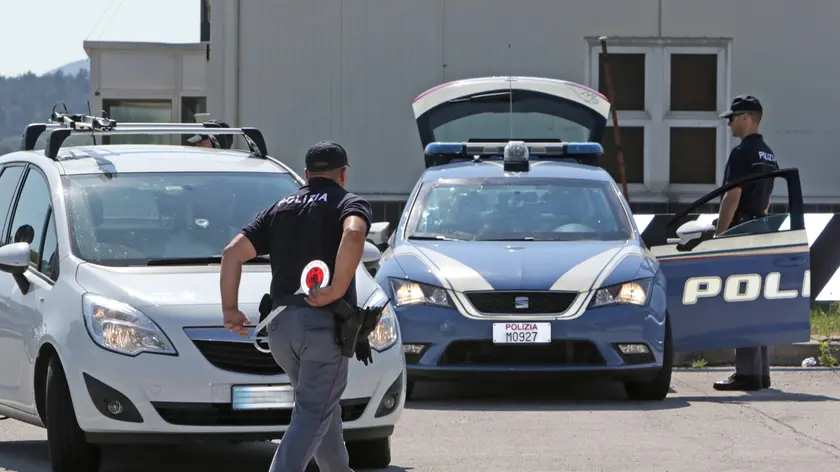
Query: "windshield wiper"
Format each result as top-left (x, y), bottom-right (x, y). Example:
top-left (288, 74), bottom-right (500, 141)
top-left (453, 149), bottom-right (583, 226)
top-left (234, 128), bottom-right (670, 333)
top-left (408, 235), bottom-right (463, 242)
top-left (480, 237), bottom-right (536, 241)
top-left (146, 255), bottom-right (269, 266)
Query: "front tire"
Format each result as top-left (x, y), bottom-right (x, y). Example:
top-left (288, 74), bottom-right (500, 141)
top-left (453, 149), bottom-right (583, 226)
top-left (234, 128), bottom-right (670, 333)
top-left (347, 437), bottom-right (392, 469)
top-left (46, 356), bottom-right (102, 472)
top-left (624, 313), bottom-right (673, 401)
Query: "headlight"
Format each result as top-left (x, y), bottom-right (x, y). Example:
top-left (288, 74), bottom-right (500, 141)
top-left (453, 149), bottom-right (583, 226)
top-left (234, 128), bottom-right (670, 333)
top-left (368, 302), bottom-right (398, 352)
top-left (82, 293), bottom-right (177, 356)
top-left (389, 278), bottom-right (453, 308)
top-left (589, 278), bottom-right (652, 308)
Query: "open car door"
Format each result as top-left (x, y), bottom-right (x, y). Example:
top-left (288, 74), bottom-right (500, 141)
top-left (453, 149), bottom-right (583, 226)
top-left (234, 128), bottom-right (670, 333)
top-left (649, 169), bottom-right (810, 353)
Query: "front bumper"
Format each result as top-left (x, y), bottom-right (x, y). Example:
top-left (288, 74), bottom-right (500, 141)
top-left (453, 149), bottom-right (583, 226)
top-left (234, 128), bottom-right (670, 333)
top-left (63, 324), bottom-right (405, 442)
top-left (397, 302), bottom-right (666, 380)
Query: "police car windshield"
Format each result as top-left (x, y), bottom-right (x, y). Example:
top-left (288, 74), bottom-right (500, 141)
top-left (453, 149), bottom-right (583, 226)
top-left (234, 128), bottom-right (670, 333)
top-left (63, 171), bottom-right (301, 266)
top-left (405, 177), bottom-right (634, 242)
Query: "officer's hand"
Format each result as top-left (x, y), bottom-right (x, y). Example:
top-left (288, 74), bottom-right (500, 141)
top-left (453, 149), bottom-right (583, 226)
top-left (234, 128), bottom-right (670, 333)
top-left (305, 286), bottom-right (342, 307)
top-left (223, 308), bottom-right (252, 337)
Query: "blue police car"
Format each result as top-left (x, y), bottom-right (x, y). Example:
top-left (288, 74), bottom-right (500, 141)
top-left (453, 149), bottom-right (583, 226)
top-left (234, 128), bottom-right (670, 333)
top-left (373, 76), bottom-right (812, 401)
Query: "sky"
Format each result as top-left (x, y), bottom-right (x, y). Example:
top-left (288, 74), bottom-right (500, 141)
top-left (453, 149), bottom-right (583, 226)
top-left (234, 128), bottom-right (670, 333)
top-left (0, 0), bottom-right (199, 77)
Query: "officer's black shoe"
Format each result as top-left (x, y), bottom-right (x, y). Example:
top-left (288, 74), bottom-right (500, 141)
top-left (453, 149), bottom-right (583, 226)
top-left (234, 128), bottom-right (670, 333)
top-left (713, 374), bottom-right (762, 391)
top-left (762, 375), bottom-right (771, 389)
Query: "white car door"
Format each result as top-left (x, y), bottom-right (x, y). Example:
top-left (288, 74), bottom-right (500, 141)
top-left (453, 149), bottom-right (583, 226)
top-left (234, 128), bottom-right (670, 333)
top-left (0, 164), bottom-right (26, 406)
top-left (2, 165), bottom-right (57, 412)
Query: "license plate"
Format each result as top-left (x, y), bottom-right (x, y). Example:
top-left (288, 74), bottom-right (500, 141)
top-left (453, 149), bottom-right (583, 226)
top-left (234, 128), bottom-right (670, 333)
top-left (231, 385), bottom-right (295, 410)
top-left (492, 322), bottom-right (551, 344)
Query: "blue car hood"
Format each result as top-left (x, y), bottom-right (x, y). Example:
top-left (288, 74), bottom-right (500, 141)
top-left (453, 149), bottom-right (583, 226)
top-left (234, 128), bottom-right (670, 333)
top-left (392, 239), bottom-right (652, 293)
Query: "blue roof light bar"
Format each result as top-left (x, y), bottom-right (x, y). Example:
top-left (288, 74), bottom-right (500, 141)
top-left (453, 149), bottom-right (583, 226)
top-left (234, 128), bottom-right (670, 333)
top-left (424, 141), bottom-right (604, 157)
top-left (423, 140), bottom-right (604, 169)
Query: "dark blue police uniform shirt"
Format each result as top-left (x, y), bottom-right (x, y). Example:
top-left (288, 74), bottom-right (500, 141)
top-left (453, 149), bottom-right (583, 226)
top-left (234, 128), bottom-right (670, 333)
top-left (722, 133), bottom-right (780, 219)
top-left (241, 177), bottom-right (373, 304)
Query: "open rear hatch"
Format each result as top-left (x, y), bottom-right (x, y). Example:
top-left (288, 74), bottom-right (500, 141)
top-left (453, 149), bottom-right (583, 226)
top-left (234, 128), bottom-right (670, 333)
top-left (412, 76), bottom-right (611, 149)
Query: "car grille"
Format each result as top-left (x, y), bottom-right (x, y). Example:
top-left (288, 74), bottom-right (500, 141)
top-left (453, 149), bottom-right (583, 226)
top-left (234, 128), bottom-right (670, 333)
top-left (152, 398), bottom-right (369, 426)
top-left (191, 340), bottom-right (284, 375)
top-left (465, 291), bottom-right (577, 314)
top-left (438, 340), bottom-right (606, 366)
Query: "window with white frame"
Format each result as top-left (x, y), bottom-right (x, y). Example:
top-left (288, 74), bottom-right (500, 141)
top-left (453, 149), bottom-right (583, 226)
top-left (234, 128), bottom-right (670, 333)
top-left (586, 38), bottom-right (732, 193)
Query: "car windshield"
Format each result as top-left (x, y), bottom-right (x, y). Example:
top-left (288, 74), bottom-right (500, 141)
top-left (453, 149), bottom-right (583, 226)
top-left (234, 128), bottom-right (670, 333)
top-left (405, 177), bottom-right (634, 242)
top-left (63, 172), bottom-right (300, 266)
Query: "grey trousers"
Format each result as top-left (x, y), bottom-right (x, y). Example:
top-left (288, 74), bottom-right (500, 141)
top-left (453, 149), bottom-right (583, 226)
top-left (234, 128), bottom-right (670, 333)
top-left (266, 305), bottom-right (352, 472)
top-left (735, 346), bottom-right (770, 377)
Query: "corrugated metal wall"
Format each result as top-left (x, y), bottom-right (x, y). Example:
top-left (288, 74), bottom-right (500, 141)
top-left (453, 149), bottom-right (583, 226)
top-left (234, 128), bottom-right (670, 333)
top-left (209, 0), bottom-right (840, 208)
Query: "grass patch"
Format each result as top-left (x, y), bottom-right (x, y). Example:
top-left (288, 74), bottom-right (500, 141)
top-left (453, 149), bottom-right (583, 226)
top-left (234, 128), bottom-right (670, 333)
top-left (690, 359), bottom-right (707, 369)
top-left (812, 303), bottom-right (840, 367)
top-left (811, 303), bottom-right (840, 340)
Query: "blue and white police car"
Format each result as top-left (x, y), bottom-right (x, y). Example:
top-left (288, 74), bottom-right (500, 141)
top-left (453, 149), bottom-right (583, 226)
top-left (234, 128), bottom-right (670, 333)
top-left (373, 76), bottom-right (812, 401)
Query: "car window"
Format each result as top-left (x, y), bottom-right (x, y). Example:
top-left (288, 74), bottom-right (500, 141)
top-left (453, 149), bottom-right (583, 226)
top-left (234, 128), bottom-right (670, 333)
top-left (716, 214), bottom-right (789, 238)
top-left (40, 212), bottom-right (59, 281)
top-left (0, 166), bottom-right (25, 239)
top-left (63, 171), bottom-right (301, 266)
top-left (8, 168), bottom-right (51, 266)
top-left (406, 177), bottom-right (634, 242)
top-left (418, 89), bottom-right (602, 144)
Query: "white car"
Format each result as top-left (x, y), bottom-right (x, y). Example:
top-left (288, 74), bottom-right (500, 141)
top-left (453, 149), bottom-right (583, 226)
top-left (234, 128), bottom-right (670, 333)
top-left (0, 117), bottom-right (406, 472)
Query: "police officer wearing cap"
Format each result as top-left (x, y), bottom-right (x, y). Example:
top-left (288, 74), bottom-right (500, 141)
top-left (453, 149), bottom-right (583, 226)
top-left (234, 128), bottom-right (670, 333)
top-left (219, 141), bottom-right (372, 471)
top-left (713, 95), bottom-right (779, 391)
top-left (187, 119), bottom-right (233, 149)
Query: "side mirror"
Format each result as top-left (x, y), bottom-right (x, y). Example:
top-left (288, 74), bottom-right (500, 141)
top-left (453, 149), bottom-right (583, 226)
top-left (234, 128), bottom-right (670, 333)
top-left (362, 241), bottom-right (382, 264)
top-left (367, 222), bottom-right (391, 247)
top-left (362, 241), bottom-right (382, 277)
top-left (675, 220), bottom-right (715, 252)
top-left (0, 242), bottom-right (32, 295)
top-left (0, 242), bottom-right (31, 275)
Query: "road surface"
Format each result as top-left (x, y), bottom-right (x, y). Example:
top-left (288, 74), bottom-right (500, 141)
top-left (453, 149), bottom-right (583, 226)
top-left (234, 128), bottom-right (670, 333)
top-left (0, 368), bottom-right (838, 471)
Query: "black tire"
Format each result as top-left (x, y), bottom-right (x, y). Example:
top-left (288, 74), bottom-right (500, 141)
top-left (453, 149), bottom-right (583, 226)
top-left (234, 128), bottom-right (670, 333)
top-left (46, 356), bottom-right (102, 472)
top-left (347, 437), bottom-right (392, 469)
top-left (624, 313), bottom-right (673, 401)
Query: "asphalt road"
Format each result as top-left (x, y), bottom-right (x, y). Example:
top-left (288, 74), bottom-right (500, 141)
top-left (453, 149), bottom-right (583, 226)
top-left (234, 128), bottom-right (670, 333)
top-left (0, 368), bottom-right (838, 472)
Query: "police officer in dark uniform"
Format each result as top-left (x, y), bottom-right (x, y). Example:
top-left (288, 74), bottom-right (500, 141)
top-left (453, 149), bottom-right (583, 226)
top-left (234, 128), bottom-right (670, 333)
top-left (219, 141), bottom-right (372, 471)
top-left (713, 95), bottom-right (779, 391)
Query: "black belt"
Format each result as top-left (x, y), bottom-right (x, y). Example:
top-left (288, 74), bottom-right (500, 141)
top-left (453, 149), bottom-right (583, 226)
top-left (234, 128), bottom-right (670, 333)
top-left (271, 294), bottom-right (309, 310)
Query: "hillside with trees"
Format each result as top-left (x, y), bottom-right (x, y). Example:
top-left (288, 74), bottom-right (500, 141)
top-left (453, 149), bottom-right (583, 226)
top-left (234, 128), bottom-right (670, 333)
top-left (0, 69), bottom-right (91, 155)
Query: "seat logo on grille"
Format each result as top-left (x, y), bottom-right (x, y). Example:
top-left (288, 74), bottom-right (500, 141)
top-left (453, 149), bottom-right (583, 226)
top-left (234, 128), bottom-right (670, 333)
top-left (514, 296), bottom-right (529, 309)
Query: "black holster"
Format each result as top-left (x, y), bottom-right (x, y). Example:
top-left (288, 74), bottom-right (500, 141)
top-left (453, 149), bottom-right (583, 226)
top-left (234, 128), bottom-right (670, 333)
top-left (331, 298), bottom-right (364, 358)
top-left (331, 298), bottom-right (389, 362)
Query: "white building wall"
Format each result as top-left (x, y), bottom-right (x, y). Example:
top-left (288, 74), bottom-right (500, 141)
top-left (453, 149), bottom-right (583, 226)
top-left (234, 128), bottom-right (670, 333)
top-left (85, 41), bottom-right (209, 144)
top-left (208, 0), bottom-right (840, 204)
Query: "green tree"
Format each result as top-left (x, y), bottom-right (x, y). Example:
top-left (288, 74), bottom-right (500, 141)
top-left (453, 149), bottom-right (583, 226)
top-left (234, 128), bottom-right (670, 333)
top-left (0, 69), bottom-right (90, 155)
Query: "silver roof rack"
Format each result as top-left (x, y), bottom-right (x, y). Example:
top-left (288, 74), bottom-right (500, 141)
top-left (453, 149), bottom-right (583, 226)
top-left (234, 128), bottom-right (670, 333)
top-left (21, 108), bottom-right (268, 160)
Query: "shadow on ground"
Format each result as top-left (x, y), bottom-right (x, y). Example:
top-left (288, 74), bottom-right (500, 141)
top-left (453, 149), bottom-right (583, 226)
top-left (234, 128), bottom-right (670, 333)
top-left (678, 389), bottom-right (840, 404)
top-left (406, 378), bottom-right (840, 412)
top-left (406, 379), bottom-right (691, 411)
top-left (0, 440), bottom-right (410, 472)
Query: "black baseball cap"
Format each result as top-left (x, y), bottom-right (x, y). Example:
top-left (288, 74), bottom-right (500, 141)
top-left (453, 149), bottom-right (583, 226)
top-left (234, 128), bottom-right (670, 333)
top-left (187, 119), bottom-right (233, 149)
top-left (719, 95), bottom-right (763, 118)
top-left (305, 140), bottom-right (350, 172)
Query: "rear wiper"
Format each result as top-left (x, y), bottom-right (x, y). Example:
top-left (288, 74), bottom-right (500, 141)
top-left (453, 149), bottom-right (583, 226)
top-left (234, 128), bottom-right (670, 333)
top-left (146, 255), bottom-right (269, 266)
top-left (408, 235), bottom-right (463, 242)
